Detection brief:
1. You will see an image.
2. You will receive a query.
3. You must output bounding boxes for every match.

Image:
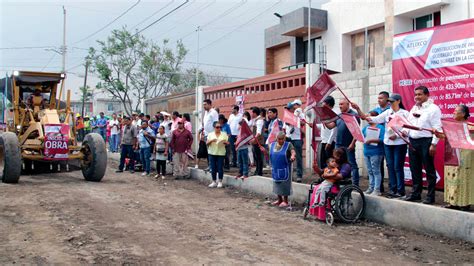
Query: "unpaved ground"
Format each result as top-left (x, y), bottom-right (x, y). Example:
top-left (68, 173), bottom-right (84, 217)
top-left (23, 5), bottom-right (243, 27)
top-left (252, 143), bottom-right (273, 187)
top-left (0, 160), bottom-right (472, 264)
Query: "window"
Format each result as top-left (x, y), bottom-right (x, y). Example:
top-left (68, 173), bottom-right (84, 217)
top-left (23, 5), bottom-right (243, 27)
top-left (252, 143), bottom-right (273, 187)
top-left (413, 12), bottom-right (441, 30)
top-left (303, 37), bottom-right (323, 64)
top-left (107, 103), bottom-right (114, 112)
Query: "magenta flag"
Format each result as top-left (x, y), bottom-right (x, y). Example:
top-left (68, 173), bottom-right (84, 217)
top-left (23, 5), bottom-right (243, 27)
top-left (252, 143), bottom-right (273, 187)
top-left (340, 113), bottom-right (364, 143)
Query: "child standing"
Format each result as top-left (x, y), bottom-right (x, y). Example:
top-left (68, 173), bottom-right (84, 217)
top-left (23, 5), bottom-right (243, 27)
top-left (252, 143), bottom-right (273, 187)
top-left (312, 157), bottom-right (340, 207)
top-left (362, 115), bottom-right (385, 196)
top-left (154, 126), bottom-right (168, 179)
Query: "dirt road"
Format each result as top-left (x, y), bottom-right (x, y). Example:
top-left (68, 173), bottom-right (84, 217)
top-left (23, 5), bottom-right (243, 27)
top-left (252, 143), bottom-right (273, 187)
top-left (1, 160), bottom-right (472, 264)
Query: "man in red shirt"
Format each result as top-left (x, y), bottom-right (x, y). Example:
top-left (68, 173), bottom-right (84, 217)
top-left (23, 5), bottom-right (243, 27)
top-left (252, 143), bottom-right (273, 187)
top-left (170, 118), bottom-right (193, 179)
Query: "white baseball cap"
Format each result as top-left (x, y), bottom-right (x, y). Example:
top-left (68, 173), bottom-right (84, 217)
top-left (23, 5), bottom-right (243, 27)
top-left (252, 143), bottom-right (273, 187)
top-left (160, 111), bottom-right (171, 116)
top-left (291, 99), bottom-right (302, 106)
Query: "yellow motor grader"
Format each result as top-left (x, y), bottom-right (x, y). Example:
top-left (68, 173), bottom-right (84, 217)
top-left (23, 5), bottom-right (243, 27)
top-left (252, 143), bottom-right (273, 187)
top-left (0, 71), bottom-right (107, 183)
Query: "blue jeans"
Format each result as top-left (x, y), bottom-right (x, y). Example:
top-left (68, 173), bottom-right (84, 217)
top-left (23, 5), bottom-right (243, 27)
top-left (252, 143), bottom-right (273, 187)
top-left (364, 155), bottom-right (383, 191)
top-left (119, 144), bottom-right (135, 171)
top-left (291, 139), bottom-right (303, 179)
top-left (238, 148), bottom-right (249, 176)
top-left (140, 147), bottom-right (151, 174)
top-left (99, 128), bottom-right (106, 141)
top-left (209, 155), bottom-right (225, 181)
top-left (109, 134), bottom-right (119, 152)
top-left (384, 144), bottom-right (407, 195)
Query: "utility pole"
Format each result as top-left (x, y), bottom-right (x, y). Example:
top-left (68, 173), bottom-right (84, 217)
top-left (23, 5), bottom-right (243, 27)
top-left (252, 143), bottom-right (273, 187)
top-left (81, 62), bottom-right (89, 118)
top-left (194, 25), bottom-right (202, 156)
top-left (62, 6), bottom-right (67, 101)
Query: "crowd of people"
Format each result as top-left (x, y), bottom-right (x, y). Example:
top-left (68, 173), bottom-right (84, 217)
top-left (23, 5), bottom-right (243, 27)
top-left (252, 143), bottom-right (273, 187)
top-left (76, 85), bottom-right (473, 211)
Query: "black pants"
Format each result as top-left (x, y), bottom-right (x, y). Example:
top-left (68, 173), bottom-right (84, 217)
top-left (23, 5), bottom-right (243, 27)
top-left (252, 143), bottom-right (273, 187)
top-left (379, 156), bottom-right (385, 193)
top-left (319, 142), bottom-right (335, 169)
top-left (253, 144), bottom-right (263, 176)
top-left (224, 144), bottom-right (231, 169)
top-left (408, 137), bottom-right (436, 200)
top-left (156, 159), bottom-right (166, 176)
top-left (229, 135), bottom-right (238, 166)
top-left (119, 144), bottom-right (135, 171)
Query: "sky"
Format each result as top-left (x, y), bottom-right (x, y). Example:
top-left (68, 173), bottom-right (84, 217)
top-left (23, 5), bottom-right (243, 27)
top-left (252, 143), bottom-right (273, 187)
top-left (0, 0), bottom-right (326, 100)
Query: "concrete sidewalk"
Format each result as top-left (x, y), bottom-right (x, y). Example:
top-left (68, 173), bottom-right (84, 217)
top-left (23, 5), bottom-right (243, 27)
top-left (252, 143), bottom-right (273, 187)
top-left (107, 152), bottom-right (473, 243)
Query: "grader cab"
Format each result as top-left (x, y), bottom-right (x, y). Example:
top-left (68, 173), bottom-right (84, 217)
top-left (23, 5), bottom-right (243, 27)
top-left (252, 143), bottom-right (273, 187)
top-left (0, 71), bottom-right (107, 183)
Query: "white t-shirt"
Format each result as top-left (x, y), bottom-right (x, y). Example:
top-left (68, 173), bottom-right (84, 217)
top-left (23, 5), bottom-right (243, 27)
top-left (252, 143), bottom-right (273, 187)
top-left (202, 108), bottom-right (219, 136)
top-left (109, 119), bottom-right (120, 135)
top-left (370, 108), bottom-right (410, 146)
top-left (228, 113), bottom-right (242, 136)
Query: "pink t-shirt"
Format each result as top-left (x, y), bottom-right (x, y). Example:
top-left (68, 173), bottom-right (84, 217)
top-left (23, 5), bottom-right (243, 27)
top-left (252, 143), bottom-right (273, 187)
top-left (184, 121), bottom-right (192, 132)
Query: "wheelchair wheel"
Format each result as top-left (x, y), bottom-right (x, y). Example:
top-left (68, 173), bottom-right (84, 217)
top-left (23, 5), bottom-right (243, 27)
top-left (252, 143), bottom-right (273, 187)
top-left (302, 207), bottom-right (309, 219)
top-left (334, 185), bottom-right (366, 223)
top-left (325, 212), bottom-right (334, 226)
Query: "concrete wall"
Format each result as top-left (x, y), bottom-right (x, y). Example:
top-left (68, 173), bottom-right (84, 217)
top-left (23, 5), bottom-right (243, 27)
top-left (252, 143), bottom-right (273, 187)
top-left (329, 63), bottom-right (393, 177)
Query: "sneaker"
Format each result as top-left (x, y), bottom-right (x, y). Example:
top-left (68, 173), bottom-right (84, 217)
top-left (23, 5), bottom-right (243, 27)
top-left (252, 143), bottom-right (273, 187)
top-left (217, 182), bottom-right (223, 188)
top-left (141, 172), bottom-right (147, 176)
top-left (130, 170), bottom-right (135, 174)
top-left (208, 182), bottom-right (217, 188)
top-left (161, 175), bottom-right (166, 180)
top-left (195, 165), bottom-right (199, 169)
top-left (296, 177), bottom-right (302, 183)
top-left (234, 175), bottom-right (242, 180)
top-left (154, 174), bottom-right (159, 179)
top-left (116, 170), bottom-right (123, 173)
top-left (372, 190), bottom-right (382, 196)
top-left (364, 189), bottom-right (374, 194)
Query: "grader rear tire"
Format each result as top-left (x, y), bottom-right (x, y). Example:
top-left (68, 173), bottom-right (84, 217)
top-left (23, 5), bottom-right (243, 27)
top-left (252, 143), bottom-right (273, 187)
top-left (0, 132), bottom-right (22, 183)
top-left (81, 133), bottom-right (107, 182)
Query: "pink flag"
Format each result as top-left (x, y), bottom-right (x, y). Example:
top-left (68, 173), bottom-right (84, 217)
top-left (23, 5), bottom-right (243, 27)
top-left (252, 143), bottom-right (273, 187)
top-left (282, 109), bottom-right (298, 126)
top-left (305, 72), bottom-right (337, 110)
top-left (340, 113), bottom-right (364, 142)
top-left (313, 106), bottom-right (339, 123)
top-left (235, 120), bottom-right (254, 150)
top-left (266, 119), bottom-right (281, 145)
top-left (441, 119), bottom-right (474, 150)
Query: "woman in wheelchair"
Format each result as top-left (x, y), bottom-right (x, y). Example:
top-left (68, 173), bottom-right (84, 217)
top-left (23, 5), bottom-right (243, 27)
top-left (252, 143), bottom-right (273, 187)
top-left (306, 148), bottom-right (366, 224)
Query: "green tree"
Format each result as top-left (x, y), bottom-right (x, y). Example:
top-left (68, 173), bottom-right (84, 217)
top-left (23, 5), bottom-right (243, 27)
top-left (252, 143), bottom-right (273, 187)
top-left (88, 27), bottom-right (187, 115)
top-left (171, 67), bottom-right (231, 93)
top-left (79, 85), bottom-right (93, 103)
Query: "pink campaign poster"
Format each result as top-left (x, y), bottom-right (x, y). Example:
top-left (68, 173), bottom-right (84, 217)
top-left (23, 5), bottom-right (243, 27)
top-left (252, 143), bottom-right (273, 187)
top-left (392, 18), bottom-right (474, 189)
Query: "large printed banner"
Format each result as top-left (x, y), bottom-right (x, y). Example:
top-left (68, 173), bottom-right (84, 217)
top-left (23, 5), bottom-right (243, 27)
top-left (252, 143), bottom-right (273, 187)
top-left (44, 124), bottom-right (69, 160)
top-left (392, 18), bottom-right (474, 189)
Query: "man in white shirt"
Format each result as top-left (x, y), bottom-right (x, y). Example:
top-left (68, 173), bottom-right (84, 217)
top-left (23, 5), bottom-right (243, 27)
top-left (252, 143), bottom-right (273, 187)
top-left (201, 99), bottom-right (219, 137)
top-left (228, 105), bottom-right (242, 167)
top-left (288, 99), bottom-right (305, 182)
top-left (108, 113), bottom-right (120, 153)
top-left (318, 96), bottom-right (336, 168)
top-left (250, 107), bottom-right (265, 176)
top-left (405, 86), bottom-right (442, 204)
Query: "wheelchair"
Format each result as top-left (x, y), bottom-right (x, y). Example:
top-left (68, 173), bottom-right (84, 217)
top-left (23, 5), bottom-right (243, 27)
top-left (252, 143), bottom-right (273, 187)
top-left (302, 178), bottom-right (366, 226)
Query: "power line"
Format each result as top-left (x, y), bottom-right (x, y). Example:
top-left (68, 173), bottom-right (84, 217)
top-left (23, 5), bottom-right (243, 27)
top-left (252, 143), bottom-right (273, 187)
top-left (41, 53), bottom-right (58, 71)
top-left (182, 61), bottom-right (263, 71)
top-left (188, 0), bottom-right (282, 55)
top-left (0, 46), bottom-right (55, 50)
top-left (135, 0), bottom-right (190, 35)
top-left (131, 0), bottom-right (175, 30)
top-left (72, 0), bottom-right (141, 45)
top-left (158, 0), bottom-right (216, 37)
top-left (175, 0), bottom-right (247, 41)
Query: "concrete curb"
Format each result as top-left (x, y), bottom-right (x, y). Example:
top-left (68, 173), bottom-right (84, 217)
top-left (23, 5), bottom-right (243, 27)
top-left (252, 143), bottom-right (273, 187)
top-left (189, 168), bottom-right (473, 243)
top-left (107, 153), bottom-right (473, 243)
